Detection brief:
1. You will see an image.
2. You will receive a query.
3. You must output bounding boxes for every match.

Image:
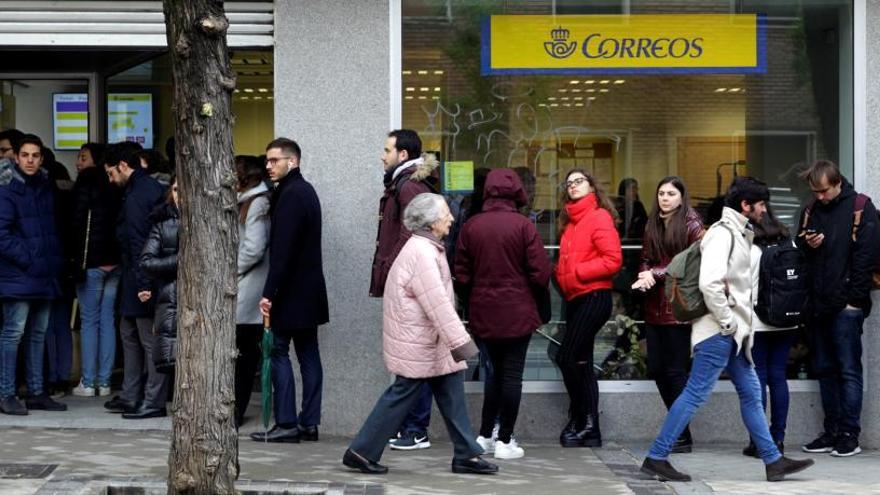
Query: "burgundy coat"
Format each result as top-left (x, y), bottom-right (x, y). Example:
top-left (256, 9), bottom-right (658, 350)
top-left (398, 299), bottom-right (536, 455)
top-left (369, 155), bottom-right (439, 297)
top-left (639, 208), bottom-right (704, 325)
top-left (454, 169), bottom-right (552, 340)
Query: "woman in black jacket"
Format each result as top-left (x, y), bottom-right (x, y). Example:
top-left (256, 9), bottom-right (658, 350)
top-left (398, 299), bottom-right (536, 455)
top-left (72, 143), bottom-right (122, 398)
top-left (140, 177), bottom-right (179, 374)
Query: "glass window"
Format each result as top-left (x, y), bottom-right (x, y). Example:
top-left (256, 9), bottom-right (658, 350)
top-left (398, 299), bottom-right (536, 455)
top-left (402, 0), bottom-right (853, 381)
top-left (106, 50), bottom-right (274, 157)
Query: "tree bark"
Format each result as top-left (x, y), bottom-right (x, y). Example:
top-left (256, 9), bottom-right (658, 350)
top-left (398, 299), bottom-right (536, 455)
top-left (163, 1), bottom-right (238, 493)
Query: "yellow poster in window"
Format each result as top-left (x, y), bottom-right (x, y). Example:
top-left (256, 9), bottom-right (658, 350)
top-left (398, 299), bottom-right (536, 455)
top-left (482, 14), bottom-right (765, 75)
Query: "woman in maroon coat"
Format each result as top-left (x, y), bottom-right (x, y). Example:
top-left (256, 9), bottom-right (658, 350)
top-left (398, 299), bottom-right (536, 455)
top-left (454, 168), bottom-right (552, 460)
top-left (631, 176), bottom-right (703, 453)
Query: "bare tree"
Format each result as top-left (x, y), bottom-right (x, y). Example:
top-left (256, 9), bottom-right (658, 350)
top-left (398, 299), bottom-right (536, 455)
top-left (163, 1), bottom-right (239, 493)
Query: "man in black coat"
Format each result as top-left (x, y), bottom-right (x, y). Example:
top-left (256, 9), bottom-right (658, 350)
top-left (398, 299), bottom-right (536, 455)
top-left (102, 143), bottom-right (169, 419)
top-left (798, 160), bottom-right (880, 458)
top-left (251, 138), bottom-right (328, 443)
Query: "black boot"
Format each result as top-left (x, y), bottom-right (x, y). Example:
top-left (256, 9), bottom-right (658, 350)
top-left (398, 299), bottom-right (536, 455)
top-left (560, 413), bottom-right (601, 448)
top-left (742, 439), bottom-right (758, 458)
top-left (671, 428), bottom-right (693, 454)
top-left (766, 456), bottom-right (814, 482)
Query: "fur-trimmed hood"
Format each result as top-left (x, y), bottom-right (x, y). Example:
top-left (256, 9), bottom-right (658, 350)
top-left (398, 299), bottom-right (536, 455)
top-left (0, 157), bottom-right (50, 189)
top-left (391, 153), bottom-right (440, 183)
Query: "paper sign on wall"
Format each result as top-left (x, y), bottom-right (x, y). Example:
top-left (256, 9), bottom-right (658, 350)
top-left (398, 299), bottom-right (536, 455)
top-left (443, 161), bottom-right (474, 193)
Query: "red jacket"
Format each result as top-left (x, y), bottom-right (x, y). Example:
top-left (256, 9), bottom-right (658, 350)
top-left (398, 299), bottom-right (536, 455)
top-left (556, 194), bottom-right (622, 301)
top-left (454, 169), bottom-right (552, 340)
top-left (639, 209), bottom-right (704, 325)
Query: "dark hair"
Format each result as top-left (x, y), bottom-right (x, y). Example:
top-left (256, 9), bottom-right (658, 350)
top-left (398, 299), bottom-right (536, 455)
top-left (388, 129), bottom-right (422, 160)
top-left (0, 129), bottom-right (24, 148)
top-left (724, 176), bottom-right (769, 211)
top-left (236, 155), bottom-right (265, 191)
top-left (237, 155), bottom-right (268, 224)
top-left (617, 177), bottom-right (639, 198)
top-left (644, 176), bottom-right (696, 261)
top-left (753, 204), bottom-right (789, 246)
top-left (266, 137), bottom-right (301, 160)
top-left (135, 149), bottom-right (169, 175)
top-left (557, 168), bottom-right (617, 235)
top-left (799, 159), bottom-right (842, 187)
top-left (80, 143), bottom-right (106, 167)
top-left (105, 141), bottom-right (144, 169)
top-left (165, 174), bottom-right (177, 205)
top-left (15, 134), bottom-right (44, 154)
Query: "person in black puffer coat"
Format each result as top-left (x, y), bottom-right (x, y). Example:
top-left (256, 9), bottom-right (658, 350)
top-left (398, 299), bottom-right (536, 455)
top-left (139, 177), bottom-right (179, 374)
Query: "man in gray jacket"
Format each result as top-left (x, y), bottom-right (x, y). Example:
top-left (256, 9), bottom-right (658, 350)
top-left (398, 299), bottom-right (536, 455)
top-left (641, 177), bottom-right (814, 483)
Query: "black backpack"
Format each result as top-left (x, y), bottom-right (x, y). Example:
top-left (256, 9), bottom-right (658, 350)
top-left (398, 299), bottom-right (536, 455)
top-left (754, 239), bottom-right (808, 327)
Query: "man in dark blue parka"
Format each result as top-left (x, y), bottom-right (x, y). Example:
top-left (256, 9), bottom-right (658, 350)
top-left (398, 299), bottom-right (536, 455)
top-left (250, 137), bottom-right (329, 443)
top-left (0, 134), bottom-right (66, 415)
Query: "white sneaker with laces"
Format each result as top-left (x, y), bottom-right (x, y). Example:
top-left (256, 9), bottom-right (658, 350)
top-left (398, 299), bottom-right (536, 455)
top-left (97, 385), bottom-right (112, 397)
top-left (72, 382), bottom-right (96, 397)
top-left (494, 437), bottom-right (524, 459)
top-left (476, 435), bottom-right (495, 454)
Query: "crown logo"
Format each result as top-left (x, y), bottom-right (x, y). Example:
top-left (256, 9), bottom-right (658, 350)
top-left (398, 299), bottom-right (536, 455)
top-left (544, 26), bottom-right (576, 59)
top-left (551, 26), bottom-right (570, 41)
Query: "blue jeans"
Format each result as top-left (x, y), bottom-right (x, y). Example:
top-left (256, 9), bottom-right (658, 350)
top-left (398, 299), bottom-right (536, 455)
top-left (45, 297), bottom-right (74, 385)
top-left (811, 307), bottom-right (864, 435)
top-left (399, 383), bottom-right (432, 434)
top-left (271, 326), bottom-right (323, 427)
top-left (0, 300), bottom-right (51, 398)
top-left (752, 330), bottom-right (796, 442)
top-left (76, 267), bottom-right (121, 387)
top-left (648, 333), bottom-right (781, 464)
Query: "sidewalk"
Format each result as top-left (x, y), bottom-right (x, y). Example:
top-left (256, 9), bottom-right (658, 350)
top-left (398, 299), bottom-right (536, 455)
top-left (0, 397), bottom-right (876, 494)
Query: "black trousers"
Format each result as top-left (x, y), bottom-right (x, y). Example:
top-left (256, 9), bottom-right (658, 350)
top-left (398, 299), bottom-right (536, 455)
top-left (645, 323), bottom-right (692, 410)
top-left (234, 324), bottom-right (262, 425)
top-left (557, 290), bottom-right (612, 418)
top-left (478, 334), bottom-right (531, 443)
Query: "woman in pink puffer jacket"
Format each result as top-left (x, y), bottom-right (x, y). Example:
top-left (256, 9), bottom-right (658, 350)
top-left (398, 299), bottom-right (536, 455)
top-left (343, 193), bottom-right (498, 476)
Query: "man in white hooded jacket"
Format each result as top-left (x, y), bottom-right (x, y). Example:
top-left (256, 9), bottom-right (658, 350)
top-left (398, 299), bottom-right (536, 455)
top-left (641, 177), bottom-right (815, 483)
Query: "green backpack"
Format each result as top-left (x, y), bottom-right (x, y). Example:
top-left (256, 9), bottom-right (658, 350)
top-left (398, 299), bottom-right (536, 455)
top-left (664, 222), bottom-right (734, 322)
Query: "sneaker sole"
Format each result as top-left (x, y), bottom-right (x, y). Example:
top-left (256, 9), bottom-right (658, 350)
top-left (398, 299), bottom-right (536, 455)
top-left (639, 465), bottom-right (691, 482)
top-left (830, 446), bottom-right (862, 457)
top-left (389, 441), bottom-right (431, 451)
top-left (801, 446), bottom-right (833, 453)
top-left (494, 451), bottom-right (524, 460)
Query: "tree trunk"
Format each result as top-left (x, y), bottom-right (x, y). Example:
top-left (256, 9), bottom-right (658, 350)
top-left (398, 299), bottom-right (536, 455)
top-left (163, 1), bottom-right (239, 493)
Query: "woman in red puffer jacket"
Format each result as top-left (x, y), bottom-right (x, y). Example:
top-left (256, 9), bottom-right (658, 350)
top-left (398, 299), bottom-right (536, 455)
top-left (555, 169), bottom-right (622, 448)
top-left (631, 176), bottom-right (703, 454)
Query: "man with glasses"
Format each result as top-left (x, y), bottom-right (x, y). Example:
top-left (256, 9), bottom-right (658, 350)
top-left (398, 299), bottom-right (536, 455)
top-left (0, 134), bottom-right (67, 415)
top-left (0, 129), bottom-right (24, 160)
top-left (101, 142), bottom-right (169, 419)
top-left (251, 137), bottom-right (328, 443)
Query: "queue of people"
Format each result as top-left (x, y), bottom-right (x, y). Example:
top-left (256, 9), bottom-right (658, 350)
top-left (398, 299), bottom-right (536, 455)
top-left (0, 125), bottom-right (873, 483)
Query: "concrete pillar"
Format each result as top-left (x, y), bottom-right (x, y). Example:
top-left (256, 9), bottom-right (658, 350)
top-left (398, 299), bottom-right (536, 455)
top-left (861, 0), bottom-right (880, 450)
top-left (273, 0), bottom-right (391, 436)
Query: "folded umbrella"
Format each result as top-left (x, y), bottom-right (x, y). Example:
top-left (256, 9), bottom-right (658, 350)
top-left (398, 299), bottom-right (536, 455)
top-left (260, 315), bottom-right (274, 433)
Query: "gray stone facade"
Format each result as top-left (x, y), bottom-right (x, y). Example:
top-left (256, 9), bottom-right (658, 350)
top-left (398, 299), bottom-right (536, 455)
top-left (274, 0), bottom-right (880, 447)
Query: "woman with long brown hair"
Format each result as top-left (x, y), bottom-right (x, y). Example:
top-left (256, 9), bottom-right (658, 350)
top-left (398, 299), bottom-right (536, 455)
top-left (555, 169), bottom-right (622, 447)
top-left (632, 176), bottom-right (703, 453)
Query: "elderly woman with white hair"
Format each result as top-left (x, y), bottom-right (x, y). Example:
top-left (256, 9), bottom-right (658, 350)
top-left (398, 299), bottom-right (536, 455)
top-left (343, 193), bottom-right (497, 476)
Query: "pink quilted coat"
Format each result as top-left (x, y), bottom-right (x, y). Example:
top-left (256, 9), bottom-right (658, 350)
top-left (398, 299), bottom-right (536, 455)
top-left (382, 232), bottom-right (475, 378)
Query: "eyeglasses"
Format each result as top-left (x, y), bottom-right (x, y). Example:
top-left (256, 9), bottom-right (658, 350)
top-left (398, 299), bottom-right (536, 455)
top-left (565, 177), bottom-right (588, 189)
top-left (265, 156), bottom-right (292, 166)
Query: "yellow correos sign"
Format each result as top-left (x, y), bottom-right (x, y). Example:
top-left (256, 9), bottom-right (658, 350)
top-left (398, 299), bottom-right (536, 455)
top-left (482, 14), bottom-right (766, 75)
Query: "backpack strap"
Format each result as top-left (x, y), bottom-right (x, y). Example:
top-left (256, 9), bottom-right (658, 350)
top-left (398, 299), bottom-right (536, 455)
top-left (852, 193), bottom-right (870, 241)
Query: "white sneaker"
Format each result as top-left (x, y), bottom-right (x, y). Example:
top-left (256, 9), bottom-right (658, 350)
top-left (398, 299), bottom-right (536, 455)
top-left (97, 385), bottom-right (112, 397)
top-left (72, 382), bottom-right (96, 397)
top-left (494, 438), bottom-right (524, 459)
top-left (476, 435), bottom-right (495, 454)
